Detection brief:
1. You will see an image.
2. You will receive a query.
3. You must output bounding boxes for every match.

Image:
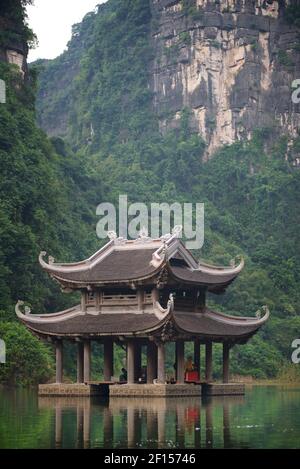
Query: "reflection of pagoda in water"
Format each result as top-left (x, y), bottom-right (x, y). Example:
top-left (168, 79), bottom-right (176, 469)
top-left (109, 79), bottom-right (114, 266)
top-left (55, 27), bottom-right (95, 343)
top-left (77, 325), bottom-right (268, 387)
top-left (38, 395), bottom-right (245, 449)
top-left (17, 228), bottom-right (269, 396)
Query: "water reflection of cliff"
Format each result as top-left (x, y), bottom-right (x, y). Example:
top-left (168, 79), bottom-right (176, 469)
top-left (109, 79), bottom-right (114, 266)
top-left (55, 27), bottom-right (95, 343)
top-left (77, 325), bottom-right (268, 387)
top-left (38, 395), bottom-right (245, 449)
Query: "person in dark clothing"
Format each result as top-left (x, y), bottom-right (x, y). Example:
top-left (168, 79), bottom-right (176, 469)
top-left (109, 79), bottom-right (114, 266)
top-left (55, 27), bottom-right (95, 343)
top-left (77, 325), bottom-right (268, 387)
top-left (119, 368), bottom-right (127, 383)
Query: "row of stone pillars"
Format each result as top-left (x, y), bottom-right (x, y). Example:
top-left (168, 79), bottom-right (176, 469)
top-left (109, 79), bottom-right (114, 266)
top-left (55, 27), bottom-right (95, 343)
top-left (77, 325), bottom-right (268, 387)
top-left (55, 339), bottom-right (231, 384)
top-left (55, 339), bottom-right (113, 384)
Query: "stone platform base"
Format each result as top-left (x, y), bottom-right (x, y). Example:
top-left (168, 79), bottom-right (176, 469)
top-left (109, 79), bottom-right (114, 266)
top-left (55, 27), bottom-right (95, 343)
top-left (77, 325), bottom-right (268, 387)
top-left (109, 384), bottom-right (201, 397)
top-left (201, 383), bottom-right (245, 396)
top-left (38, 383), bottom-right (106, 397)
top-left (38, 382), bottom-right (244, 397)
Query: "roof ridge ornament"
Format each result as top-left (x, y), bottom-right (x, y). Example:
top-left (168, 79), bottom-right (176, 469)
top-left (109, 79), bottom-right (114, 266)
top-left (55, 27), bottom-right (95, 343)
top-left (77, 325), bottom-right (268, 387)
top-left (255, 305), bottom-right (269, 319)
top-left (139, 226), bottom-right (148, 238)
top-left (107, 231), bottom-right (117, 240)
top-left (115, 237), bottom-right (127, 245)
top-left (160, 304), bottom-right (176, 342)
top-left (107, 231), bottom-right (127, 245)
top-left (39, 251), bottom-right (56, 266)
top-left (15, 300), bottom-right (31, 317)
top-left (172, 225), bottom-right (183, 238)
top-left (135, 226), bottom-right (152, 244)
top-left (160, 233), bottom-right (172, 241)
top-left (157, 266), bottom-right (169, 289)
top-left (161, 240), bottom-right (168, 261)
top-left (39, 251), bottom-right (47, 264)
top-left (230, 255), bottom-right (243, 268)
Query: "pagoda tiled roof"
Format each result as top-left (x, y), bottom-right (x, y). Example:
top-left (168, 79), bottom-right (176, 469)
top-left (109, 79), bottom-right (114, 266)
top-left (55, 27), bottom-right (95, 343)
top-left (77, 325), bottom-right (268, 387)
top-left (38, 232), bottom-right (244, 290)
top-left (15, 300), bottom-right (269, 344)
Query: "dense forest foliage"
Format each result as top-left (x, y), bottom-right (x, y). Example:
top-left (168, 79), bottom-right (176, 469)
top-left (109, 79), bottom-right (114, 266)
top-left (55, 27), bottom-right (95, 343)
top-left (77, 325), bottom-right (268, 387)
top-left (0, 0), bottom-right (36, 50)
top-left (0, 1), bottom-right (102, 384)
top-left (0, 0), bottom-right (300, 384)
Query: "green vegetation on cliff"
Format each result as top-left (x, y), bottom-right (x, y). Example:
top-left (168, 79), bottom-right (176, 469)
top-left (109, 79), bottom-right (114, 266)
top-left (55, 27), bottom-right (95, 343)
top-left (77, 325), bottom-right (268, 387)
top-left (0, 61), bottom-right (100, 315)
top-left (0, 0), bottom-right (300, 383)
top-left (0, 0), bottom-right (36, 50)
top-left (0, 2), bottom-right (102, 384)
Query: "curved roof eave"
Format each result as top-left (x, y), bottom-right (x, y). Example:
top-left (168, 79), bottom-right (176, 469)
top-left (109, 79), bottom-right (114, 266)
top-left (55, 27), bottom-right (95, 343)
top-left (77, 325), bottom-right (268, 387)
top-left (166, 260), bottom-right (244, 288)
top-left (48, 263), bottom-right (166, 287)
top-left (172, 306), bottom-right (270, 340)
top-left (16, 300), bottom-right (269, 341)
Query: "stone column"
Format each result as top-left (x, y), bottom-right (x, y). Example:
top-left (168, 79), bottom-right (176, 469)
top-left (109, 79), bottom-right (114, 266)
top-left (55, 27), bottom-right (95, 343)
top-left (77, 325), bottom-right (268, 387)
top-left (84, 340), bottom-right (91, 383)
top-left (77, 342), bottom-right (84, 384)
top-left (104, 339), bottom-right (114, 381)
top-left (56, 341), bottom-right (63, 384)
top-left (134, 342), bottom-right (142, 382)
top-left (151, 287), bottom-right (159, 304)
top-left (137, 289), bottom-right (144, 311)
top-left (81, 291), bottom-right (86, 313)
top-left (223, 342), bottom-right (230, 384)
top-left (176, 340), bottom-right (185, 384)
top-left (194, 340), bottom-right (200, 380)
top-left (95, 290), bottom-right (101, 313)
top-left (205, 342), bottom-right (212, 382)
top-left (157, 342), bottom-right (165, 384)
top-left (147, 341), bottom-right (157, 384)
top-left (127, 340), bottom-right (135, 384)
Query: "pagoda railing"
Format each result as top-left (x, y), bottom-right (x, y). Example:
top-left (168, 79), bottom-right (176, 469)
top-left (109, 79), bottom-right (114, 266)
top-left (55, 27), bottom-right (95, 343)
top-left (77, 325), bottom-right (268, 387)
top-left (102, 293), bottom-right (137, 305)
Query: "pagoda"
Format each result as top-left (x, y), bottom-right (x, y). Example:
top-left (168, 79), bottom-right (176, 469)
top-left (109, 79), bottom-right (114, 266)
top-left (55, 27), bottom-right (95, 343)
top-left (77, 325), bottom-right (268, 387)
top-left (16, 228), bottom-right (269, 396)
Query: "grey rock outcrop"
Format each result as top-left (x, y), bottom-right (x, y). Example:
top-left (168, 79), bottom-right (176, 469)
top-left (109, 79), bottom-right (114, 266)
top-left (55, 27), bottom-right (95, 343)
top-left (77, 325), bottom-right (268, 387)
top-left (150, 0), bottom-right (300, 156)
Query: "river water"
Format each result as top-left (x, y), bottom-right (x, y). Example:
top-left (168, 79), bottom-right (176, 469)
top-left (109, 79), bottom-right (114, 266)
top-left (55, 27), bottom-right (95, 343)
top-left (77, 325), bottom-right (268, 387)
top-left (0, 385), bottom-right (299, 449)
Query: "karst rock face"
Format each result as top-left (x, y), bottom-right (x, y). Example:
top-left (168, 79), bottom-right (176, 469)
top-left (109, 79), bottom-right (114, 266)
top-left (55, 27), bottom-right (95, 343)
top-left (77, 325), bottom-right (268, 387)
top-left (33, 0), bottom-right (300, 158)
top-left (150, 0), bottom-right (300, 156)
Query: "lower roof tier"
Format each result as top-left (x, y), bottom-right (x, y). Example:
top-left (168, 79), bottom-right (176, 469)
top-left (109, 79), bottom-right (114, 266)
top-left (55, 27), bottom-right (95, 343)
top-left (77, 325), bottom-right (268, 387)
top-left (16, 301), bottom-right (269, 344)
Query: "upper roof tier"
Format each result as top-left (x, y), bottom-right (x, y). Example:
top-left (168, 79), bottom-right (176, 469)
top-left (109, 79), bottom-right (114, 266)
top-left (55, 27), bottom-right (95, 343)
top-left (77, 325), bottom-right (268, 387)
top-left (39, 229), bottom-right (244, 292)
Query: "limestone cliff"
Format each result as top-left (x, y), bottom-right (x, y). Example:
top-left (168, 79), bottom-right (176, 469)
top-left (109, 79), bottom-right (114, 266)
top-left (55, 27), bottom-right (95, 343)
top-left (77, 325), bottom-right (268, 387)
top-left (34, 0), bottom-right (300, 158)
top-left (150, 0), bottom-right (300, 156)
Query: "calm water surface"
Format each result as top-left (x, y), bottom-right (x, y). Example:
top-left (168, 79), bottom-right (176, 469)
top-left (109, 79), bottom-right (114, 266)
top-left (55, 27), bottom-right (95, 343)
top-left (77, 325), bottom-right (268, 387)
top-left (0, 385), bottom-right (300, 449)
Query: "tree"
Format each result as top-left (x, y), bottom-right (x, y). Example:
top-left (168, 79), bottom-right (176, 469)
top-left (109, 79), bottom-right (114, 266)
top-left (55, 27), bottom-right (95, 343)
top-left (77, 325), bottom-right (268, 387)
top-left (0, 322), bottom-right (54, 385)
